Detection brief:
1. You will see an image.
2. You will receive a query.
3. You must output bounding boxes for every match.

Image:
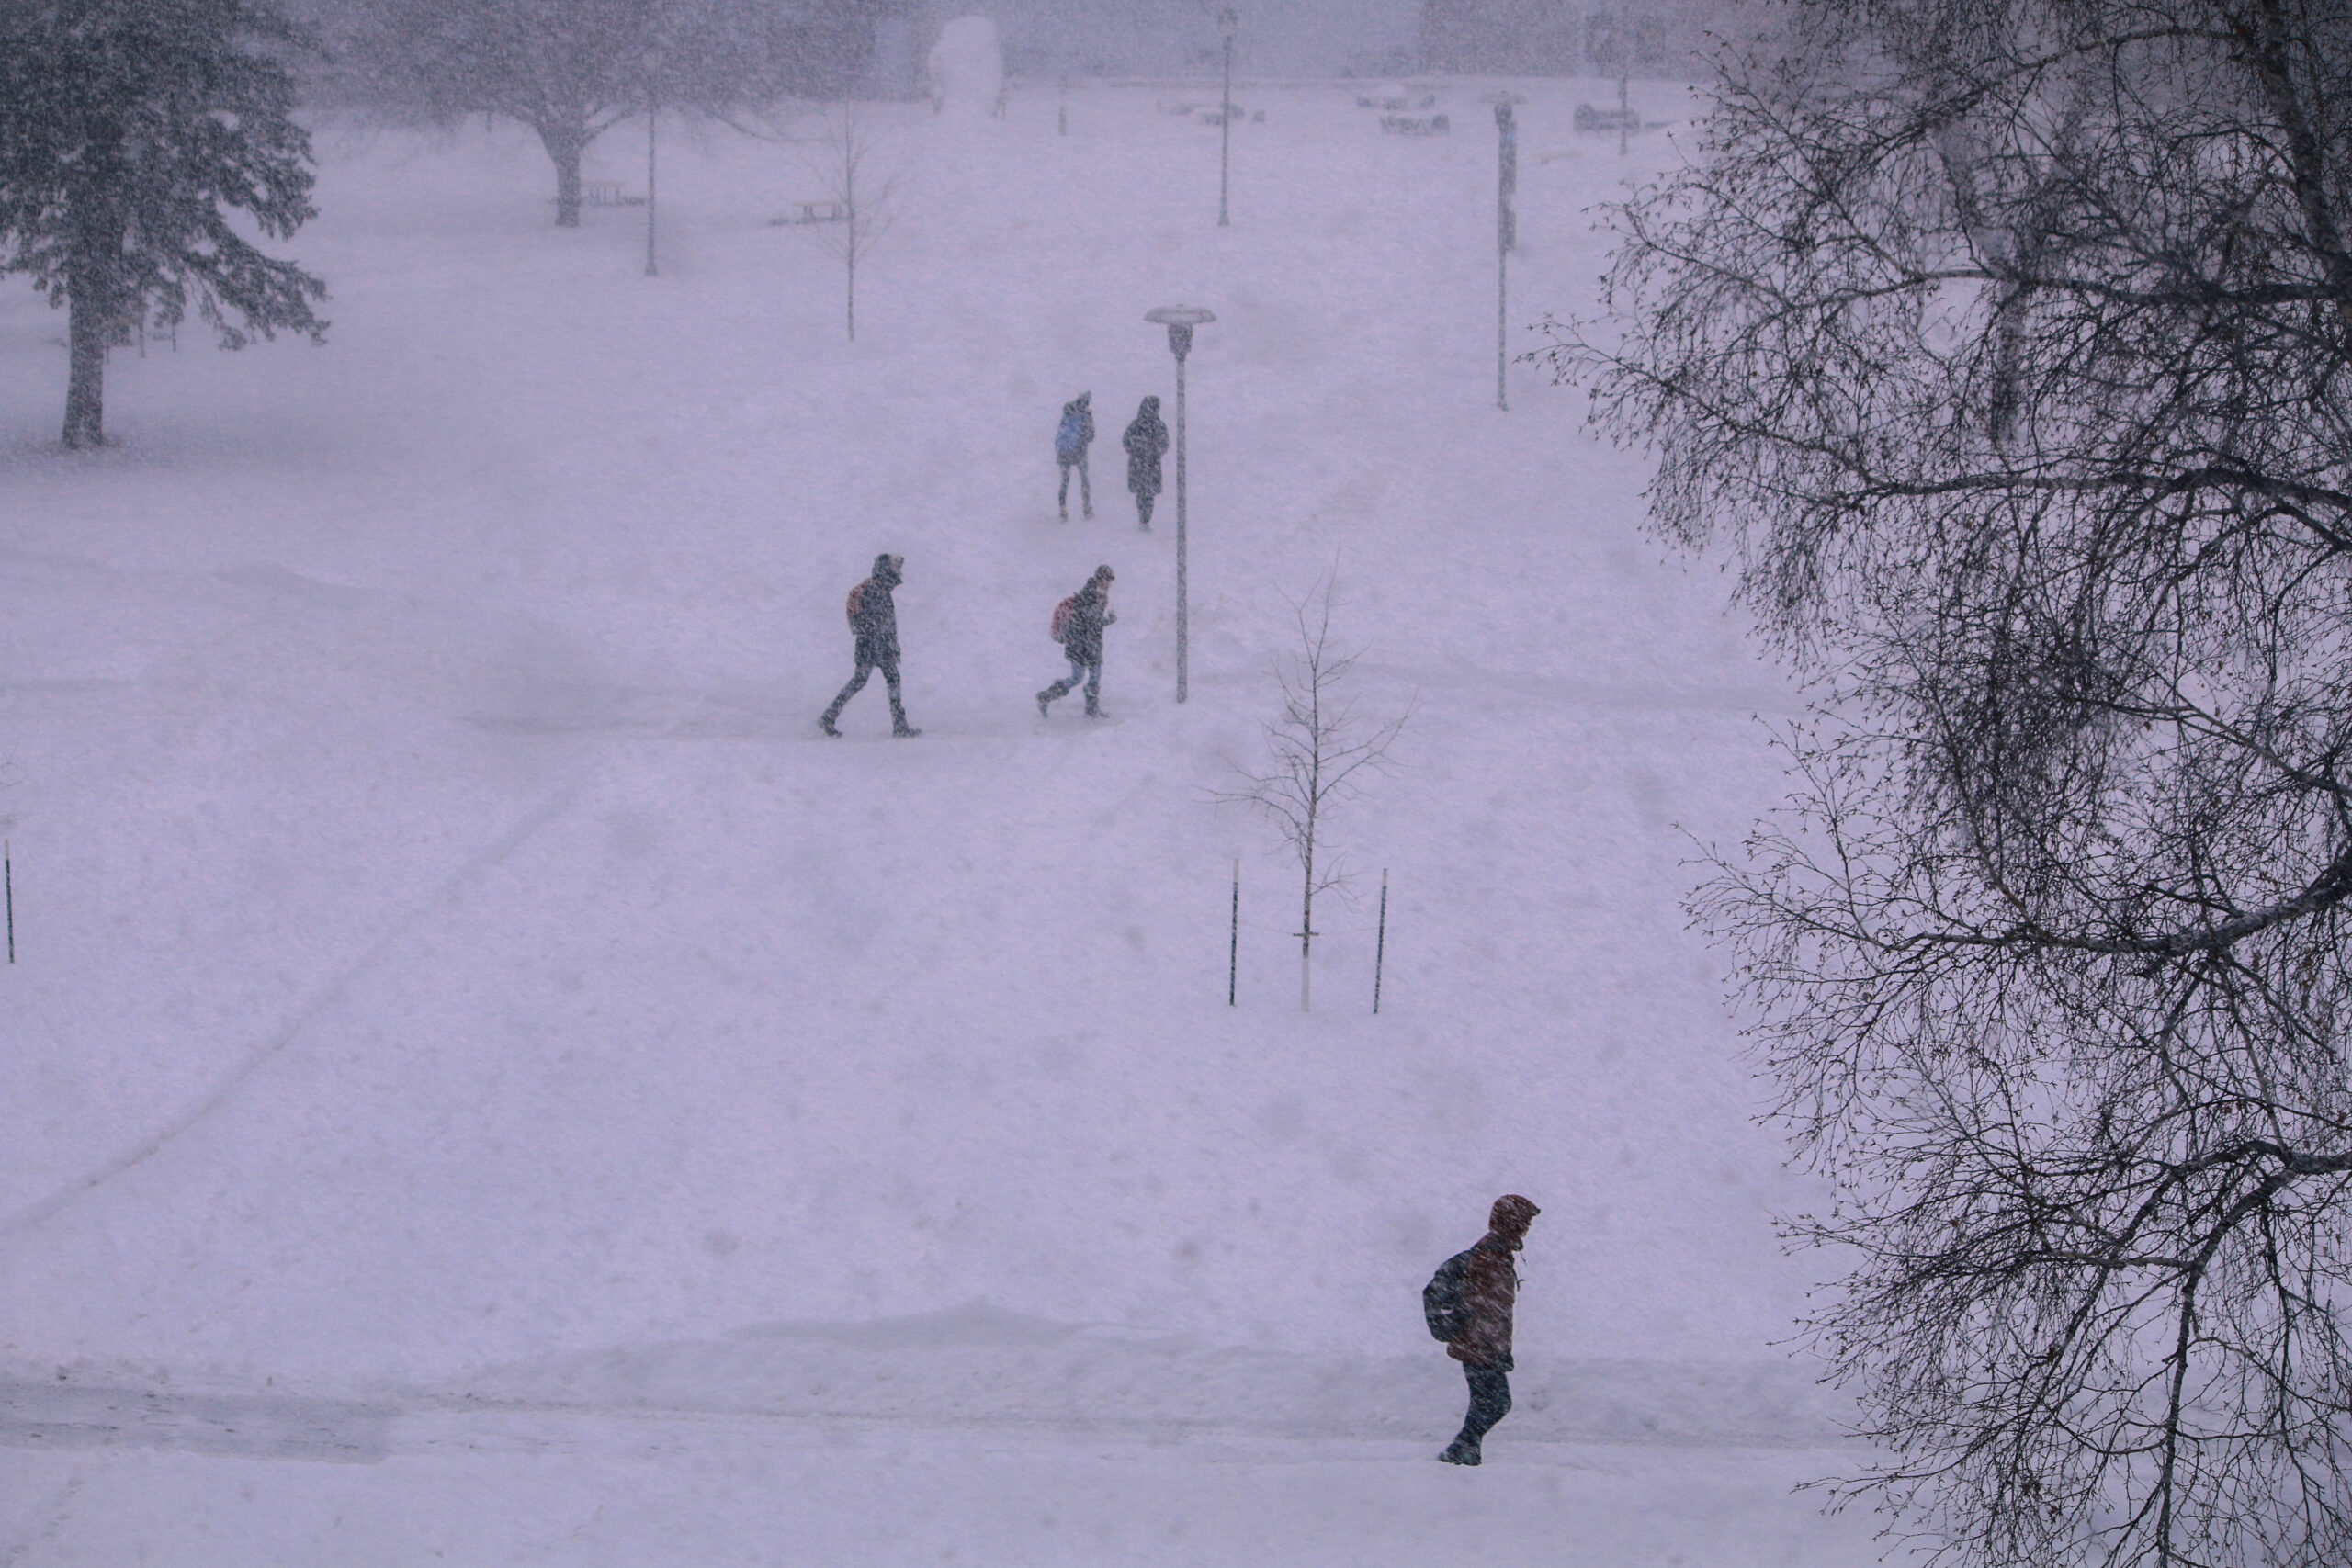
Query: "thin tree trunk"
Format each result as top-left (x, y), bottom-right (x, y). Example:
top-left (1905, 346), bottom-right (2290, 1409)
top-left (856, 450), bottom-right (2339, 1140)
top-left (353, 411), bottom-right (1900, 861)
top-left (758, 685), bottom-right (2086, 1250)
top-left (62, 163), bottom-right (128, 449)
top-left (62, 280), bottom-right (108, 449)
top-left (1300, 810), bottom-right (1316, 1012)
top-left (61, 186), bottom-right (124, 451)
top-left (540, 123), bottom-right (587, 227)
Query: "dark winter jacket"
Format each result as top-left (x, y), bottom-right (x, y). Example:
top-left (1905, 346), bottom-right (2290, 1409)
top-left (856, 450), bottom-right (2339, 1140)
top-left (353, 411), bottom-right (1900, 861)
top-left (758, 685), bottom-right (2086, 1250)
top-left (847, 554), bottom-right (904, 664)
top-left (1123, 399), bottom-right (1170, 496)
top-left (1056, 396), bottom-right (1095, 462)
top-left (1447, 1197), bottom-right (1536, 1371)
top-left (1447, 1237), bottom-right (1518, 1371)
top-left (1057, 577), bottom-right (1116, 665)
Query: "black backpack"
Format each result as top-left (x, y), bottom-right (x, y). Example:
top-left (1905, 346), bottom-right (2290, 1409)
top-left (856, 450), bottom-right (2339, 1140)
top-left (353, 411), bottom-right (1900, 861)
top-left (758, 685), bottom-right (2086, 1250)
top-left (1423, 1249), bottom-right (1474, 1341)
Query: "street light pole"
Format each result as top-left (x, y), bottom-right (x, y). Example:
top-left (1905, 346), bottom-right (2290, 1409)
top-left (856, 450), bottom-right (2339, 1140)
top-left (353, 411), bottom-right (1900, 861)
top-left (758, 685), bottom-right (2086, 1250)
top-left (1217, 8), bottom-right (1237, 227)
top-left (1487, 93), bottom-right (1523, 411)
top-left (1146, 305), bottom-right (1216, 703)
top-left (643, 52), bottom-right (660, 277)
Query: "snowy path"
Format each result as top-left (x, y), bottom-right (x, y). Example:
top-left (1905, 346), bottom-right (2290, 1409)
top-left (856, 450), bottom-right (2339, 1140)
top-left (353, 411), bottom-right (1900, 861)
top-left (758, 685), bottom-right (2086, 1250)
top-left (5, 1384), bottom-right (1898, 1568)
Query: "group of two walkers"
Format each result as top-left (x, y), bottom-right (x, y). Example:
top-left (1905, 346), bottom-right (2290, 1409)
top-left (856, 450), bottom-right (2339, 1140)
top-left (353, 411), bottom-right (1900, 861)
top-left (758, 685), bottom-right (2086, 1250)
top-left (820, 391), bottom-right (1163, 737)
top-left (1054, 390), bottom-right (1170, 526)
top-left (817, 555), bottom-right (1120, 738)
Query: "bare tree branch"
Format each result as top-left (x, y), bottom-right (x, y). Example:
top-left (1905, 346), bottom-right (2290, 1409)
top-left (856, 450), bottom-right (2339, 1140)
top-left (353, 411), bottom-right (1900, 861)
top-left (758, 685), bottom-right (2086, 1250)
top-left (1546, 4), bottom-right (2352, 1565)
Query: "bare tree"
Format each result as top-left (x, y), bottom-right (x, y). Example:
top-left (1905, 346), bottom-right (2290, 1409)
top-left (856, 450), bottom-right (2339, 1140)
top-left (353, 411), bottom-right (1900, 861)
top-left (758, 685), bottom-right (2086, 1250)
top-left (322, 0), bottom-right (813, 226)
top-left (1544, 3), bottom-right (2352, 1566)
top-left (799, 98), bottom-right (898, 341)
top-left (1217, 582), bottom-right (1406, 1012)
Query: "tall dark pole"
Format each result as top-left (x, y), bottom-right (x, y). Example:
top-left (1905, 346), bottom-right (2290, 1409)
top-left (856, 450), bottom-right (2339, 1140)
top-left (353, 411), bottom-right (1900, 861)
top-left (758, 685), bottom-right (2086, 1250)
top-left (1496, 209), bottom-right (1507, 411)
top-left (1217, 8), bottom-right (1236, 226)
top-left (1492, 96), bottom-right (1521, 411)
top-left (1148, 306), bottom-right (1216, 703)
top-left (644, 80), bottom-right (659, 276)
top-left (1173, 325), bottom-right (1191, 699)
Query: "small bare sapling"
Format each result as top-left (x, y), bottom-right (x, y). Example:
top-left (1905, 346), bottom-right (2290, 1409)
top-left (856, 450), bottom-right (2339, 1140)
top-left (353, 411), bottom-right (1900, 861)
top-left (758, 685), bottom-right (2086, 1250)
top-left (1217, 582), bottom-right (1406, 1011)
top-left (802, 101), bottom-right (900, 342)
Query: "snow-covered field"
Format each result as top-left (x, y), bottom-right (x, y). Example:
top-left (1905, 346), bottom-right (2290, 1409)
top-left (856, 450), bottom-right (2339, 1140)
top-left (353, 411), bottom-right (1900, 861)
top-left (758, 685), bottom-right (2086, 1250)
top-left (0, 77), bottom-right (1911, 1564)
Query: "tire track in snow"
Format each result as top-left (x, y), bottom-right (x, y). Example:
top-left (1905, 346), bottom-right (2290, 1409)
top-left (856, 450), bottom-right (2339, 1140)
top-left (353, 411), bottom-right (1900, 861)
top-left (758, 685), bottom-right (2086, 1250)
top-left (0, 778), bottom-right (585, 1244)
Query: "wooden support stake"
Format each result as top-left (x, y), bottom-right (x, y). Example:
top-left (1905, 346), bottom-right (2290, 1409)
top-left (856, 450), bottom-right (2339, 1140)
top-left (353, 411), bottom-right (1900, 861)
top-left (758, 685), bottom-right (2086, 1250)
top-left (1373, 868), bottom-right (1388, 1013)
top-left (1228, 858), bottom-right (1239, 1007)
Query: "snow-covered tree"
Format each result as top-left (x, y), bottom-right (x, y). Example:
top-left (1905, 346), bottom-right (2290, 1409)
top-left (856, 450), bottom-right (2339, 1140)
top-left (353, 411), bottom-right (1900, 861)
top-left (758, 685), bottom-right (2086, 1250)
top-left (0, 0), bottom-right (327, 447)
top-left (329, 0), bottom-right (846, 228)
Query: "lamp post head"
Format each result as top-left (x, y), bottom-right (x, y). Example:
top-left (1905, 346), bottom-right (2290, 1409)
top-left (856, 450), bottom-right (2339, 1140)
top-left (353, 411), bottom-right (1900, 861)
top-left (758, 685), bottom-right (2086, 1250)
top-left (1219, 6), bottom-right (1237, 40)
top-left (1147, 304), bottom-right (1216, 362)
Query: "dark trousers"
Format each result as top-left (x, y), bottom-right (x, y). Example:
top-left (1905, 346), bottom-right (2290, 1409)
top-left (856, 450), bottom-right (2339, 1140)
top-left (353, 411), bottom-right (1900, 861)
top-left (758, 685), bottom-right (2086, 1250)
top-left (1135, 490), bottom-right (1156, 527)
top-left (823, 656), bottom-right (907, 729)
top-left (1042, 656), bottom-right (1103, 714)
top-left (1058, 455), bottom-right (1091, 515)
top-left (1449, 1363), bottom-right (1511, 1454)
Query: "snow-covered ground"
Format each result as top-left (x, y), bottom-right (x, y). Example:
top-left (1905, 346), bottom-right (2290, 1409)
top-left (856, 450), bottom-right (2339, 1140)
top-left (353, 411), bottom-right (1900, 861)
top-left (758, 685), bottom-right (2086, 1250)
top-left (0, 78), bottom-right (1910, 1564)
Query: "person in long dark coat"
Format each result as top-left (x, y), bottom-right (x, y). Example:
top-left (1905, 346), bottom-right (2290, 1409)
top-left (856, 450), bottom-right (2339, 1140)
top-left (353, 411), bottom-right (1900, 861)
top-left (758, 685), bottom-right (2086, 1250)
top-left (1440, 1194), bottom-right (1539, 1466)
top-left (1122, 397), bottom-right (1169, 528)
top-left (820, 553), bottom-right (920, 737)
top-left (1037, 565), bottom-right (1116, 718)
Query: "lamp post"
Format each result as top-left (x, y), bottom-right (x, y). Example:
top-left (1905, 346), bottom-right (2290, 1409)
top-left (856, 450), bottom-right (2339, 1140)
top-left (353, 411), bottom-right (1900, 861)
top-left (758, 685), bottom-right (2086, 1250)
top-left (642, 49), bottom-right (661, 277)
top-left (1485, 92), bottom-right (1524, 411)
top-left (1217, 7), bottom-right (1237, 226)
top-left (1145, 305), bottom-right (1216, 703)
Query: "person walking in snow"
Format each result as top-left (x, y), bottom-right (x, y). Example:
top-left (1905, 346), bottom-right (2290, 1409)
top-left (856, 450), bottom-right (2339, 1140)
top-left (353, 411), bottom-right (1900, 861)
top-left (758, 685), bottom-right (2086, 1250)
top-left (1037, 564), bottom-right (1116, 719)
top-left (1122, 396), bottom-right (1169, 529)
top-left (1435, 1194), bottom-right (1539, 1466)
top-left (1056, 392), bottom-right (1095, 520)
top-left (820, 553), bottom-right (920, 738)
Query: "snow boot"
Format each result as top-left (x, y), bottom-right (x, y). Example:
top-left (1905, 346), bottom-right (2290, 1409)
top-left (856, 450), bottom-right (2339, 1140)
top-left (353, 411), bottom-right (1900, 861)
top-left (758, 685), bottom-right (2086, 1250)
top-left (819, 716), bottom-right (842, 738)
top-left (1036, 691), bottom-right (1053, 718)
top-left (894, 723), bottom-right (922, 738)
top-left (1438, 1442), bottom-right (1481, 1466)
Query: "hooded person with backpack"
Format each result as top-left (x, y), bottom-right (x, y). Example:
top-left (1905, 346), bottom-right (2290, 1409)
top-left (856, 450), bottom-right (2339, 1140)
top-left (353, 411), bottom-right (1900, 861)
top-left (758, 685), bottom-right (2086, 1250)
top-left (820, 553), bottom-right (920, 738)
top-left (1055, 392), bottom-right (1095, 520)
top-left (1122, 395), bottom-right (1169, 528)
top-left (1037, 564), bottom-right (1116, 719)
top-left (1423, 1194), bottom-right (1540, 1466)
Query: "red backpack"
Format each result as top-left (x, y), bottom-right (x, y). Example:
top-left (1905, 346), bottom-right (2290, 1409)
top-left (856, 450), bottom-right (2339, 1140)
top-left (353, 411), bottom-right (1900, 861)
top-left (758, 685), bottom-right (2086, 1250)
top-left (1049, 594), bottom-right (1076, 642)
top-left (846, 581), bottom-right (865, 627)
